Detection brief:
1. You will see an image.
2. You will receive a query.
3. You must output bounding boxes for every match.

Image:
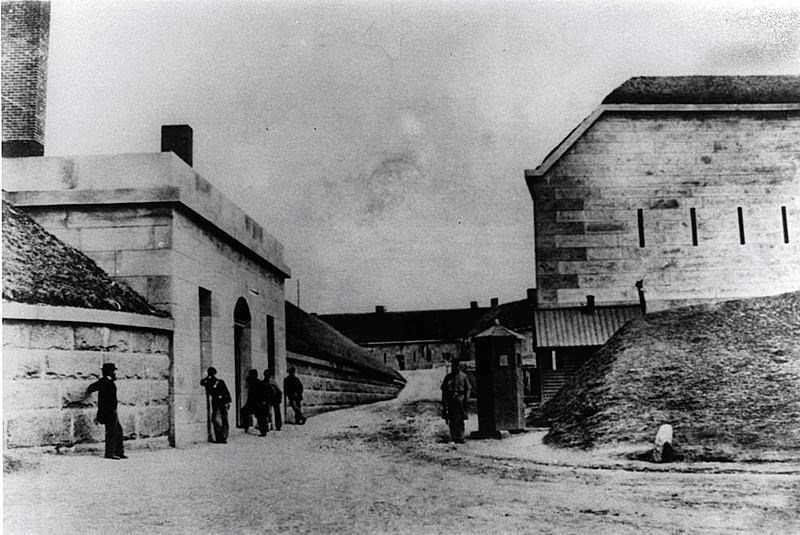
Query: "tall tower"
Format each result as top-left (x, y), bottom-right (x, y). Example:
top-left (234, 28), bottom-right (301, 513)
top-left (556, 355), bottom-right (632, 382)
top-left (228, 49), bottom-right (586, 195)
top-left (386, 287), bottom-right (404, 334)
top-left (2, 0), bottom-right (50, 157)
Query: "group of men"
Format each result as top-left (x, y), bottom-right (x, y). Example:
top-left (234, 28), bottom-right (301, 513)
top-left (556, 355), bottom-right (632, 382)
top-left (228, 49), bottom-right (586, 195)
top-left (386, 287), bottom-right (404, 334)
top-left (84, 359), bottom-right (471, 458)
top-left (83, 363), bottom-right (307, 457)
top-left (200, 366), bottom-right (307, 444)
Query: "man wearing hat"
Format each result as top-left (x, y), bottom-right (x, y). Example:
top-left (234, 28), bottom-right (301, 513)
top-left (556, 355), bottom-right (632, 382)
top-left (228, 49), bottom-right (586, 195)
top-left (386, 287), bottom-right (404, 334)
top-left (283, 366), bottom-right (306, 425)
top-left (86, 363), bottom-right (126, 459)
top-left (201, 367), bottom-right (232, 443)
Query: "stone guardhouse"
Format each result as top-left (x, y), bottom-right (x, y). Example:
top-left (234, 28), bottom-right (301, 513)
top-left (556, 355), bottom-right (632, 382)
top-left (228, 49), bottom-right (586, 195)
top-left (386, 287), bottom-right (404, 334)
top-left (3, 142), bottom-right (292, 447)
top-left (526, 76), bottom-right (800, 312)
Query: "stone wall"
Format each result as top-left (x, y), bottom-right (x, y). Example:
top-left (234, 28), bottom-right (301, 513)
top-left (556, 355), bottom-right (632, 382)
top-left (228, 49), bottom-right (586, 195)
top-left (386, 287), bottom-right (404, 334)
top-left (532, 110), bottom-right (800, 310)
top-left (22, 205), bottom-right (289, 445)
top-left (287, 352), bottom-right (404, 417)
top-left (170, 209), bottom-right (287, 444)
top-left (18, 204), bottom-right (174, 309)
top-left (3, 303), bottom-right (173, 449)
top-left (3, 153), bottom-right (291, 446)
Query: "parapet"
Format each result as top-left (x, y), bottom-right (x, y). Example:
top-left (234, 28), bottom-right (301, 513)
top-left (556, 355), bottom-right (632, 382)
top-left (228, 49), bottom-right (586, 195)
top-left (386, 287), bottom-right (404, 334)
top-left (2, 152), bottom-right (291, 278)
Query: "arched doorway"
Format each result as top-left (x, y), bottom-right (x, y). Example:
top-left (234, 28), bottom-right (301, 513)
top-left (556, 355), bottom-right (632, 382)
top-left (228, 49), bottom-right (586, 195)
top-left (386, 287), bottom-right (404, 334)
top-left (233, 297), bottom-right (252, 428)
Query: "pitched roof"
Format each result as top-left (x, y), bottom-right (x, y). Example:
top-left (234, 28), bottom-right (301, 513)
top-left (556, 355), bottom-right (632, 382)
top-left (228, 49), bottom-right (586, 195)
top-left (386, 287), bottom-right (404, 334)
top-left (286, 302), bottom-right (405, 384)
top-left (526, 75), bottom-right (800, 180)
top-left (467, 299), bottom-right (532, 337)
top-left (534, 304), bottom-right (643, 348)
top-left (1, 200), bottom-right (168, 317)
top-left (320, 307), bottom-right (489, 344)
top-left (602, 75), bottom-right (800, 105)
top-left (473, 322), bottom-right (525, 340)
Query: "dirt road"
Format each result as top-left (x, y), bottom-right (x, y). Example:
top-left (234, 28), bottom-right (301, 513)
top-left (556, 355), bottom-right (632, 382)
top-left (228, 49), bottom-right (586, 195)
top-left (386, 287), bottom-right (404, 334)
top-left (5, 370), bottom-right (799, 534)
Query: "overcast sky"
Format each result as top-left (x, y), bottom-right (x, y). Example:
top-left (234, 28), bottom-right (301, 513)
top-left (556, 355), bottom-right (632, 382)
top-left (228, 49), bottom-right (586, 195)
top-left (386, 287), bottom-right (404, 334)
top-left (44, 0), bottom-right (799, 314)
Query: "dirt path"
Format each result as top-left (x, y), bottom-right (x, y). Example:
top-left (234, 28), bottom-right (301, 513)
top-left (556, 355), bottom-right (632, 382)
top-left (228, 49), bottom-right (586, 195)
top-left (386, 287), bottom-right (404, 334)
top-left (5, 370), bottom-right (799, 534)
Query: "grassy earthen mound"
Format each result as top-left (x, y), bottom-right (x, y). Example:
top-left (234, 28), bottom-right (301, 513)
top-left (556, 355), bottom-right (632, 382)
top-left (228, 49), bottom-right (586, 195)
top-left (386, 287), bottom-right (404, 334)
top-left (2, 201), bottom-right (168, 317)
top-left (540, 292), bottom-right (800, 459)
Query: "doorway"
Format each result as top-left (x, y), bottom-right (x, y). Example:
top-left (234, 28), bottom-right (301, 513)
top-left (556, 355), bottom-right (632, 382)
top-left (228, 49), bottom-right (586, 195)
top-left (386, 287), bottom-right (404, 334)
top-left (234, 298), bottom-right (252, 428)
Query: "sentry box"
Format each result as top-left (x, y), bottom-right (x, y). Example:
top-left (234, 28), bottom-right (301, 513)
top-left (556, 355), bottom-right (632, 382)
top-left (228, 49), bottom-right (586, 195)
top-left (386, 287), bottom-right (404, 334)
top-left (471, 320), bottom-right (526, 438)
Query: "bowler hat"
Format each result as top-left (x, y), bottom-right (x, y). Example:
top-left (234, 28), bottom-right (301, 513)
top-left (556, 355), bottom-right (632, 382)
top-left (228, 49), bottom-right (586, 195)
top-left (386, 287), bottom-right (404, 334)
top-left (102, 363), bottom-right (117, 373)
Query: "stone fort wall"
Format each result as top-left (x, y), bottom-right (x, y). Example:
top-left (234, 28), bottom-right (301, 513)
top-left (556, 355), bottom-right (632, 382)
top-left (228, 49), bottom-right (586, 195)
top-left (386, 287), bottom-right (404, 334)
top-left (287, 352), bottom-right (404, 417)
top-left (530, 110), bottom-right (800, 310)
top-left (3, 153), bottom-right (290, 446)
top-left (3, 303), bottom-right (173, 449)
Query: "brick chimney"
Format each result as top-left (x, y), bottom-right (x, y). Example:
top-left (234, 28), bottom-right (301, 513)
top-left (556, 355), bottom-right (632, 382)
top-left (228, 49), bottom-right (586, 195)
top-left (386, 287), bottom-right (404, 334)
top-left (470, 301), bottom-right (479, 310)
top-left (2, 0), bottom-right (50, 158)
top-left (585, 295), bottom-right (595, 314)
top-left (490, 297), bottom-right (499, 308)
top-left (161, 124), bottom-right (193, 166)
top-left (375, 305), bottom-right (385, 314)
top-left (527, 288), bottom-right (538, 309)
top-left (635, 280), bottom-right (647, 313)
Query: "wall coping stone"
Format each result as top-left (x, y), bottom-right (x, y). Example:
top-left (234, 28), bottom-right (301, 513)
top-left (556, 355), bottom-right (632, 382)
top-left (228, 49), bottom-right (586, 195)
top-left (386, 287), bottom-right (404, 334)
top-left (3, 302), bottom-right (175, 332)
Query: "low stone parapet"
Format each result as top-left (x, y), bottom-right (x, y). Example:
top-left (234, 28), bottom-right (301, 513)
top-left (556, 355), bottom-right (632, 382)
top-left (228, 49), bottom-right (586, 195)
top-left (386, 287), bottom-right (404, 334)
top-left (3, 303), bottom-right (174, 449)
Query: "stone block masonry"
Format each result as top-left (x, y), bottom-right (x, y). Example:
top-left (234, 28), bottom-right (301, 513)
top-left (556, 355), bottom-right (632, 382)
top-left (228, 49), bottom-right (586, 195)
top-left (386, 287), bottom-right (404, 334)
top-left (530, 110), bottom-right (800, 310)
top-left (3, 304), bottom-right (173, 448)
top-left (288, 353), bottom-right (404, 416)
top-left (3, 152), bottom-right (291, 447)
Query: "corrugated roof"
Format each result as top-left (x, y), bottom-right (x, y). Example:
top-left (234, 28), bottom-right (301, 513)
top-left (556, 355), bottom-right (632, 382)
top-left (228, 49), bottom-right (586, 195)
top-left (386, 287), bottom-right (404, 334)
top-left (286, 302), bottom-right (405, 383)
top-left (1, 200), bottom-right (168, 317)
top-left (320, 307), bottom-right (489, 344)
top-left (602, 75), bottom-right (800, 105)
top-left (534, 305), bottom-right (643, 348)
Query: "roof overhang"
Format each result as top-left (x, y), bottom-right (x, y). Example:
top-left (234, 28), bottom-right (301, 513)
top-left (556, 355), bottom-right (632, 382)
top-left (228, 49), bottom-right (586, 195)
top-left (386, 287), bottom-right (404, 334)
top-left (525, 102), bottom-right (800, 195)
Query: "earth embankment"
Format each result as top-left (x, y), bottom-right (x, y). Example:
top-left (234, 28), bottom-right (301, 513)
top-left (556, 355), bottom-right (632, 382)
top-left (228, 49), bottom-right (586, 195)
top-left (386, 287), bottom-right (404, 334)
top-left (539, 291), bottom-right (800, 460)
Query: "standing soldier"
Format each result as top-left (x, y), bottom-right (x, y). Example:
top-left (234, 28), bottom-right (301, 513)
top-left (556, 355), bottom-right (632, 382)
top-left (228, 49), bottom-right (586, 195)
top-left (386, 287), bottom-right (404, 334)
top-left (201, 367), bottom-right (232, 443)
top-left (283, 367), bottom-right (306, 425)
top-left (264, 369), bottom-right (282, 431)
top-left (441, 359), bottom-right (471, 444)
top-left (86, 363), bottom-right (127, 459)
top-left (242, 369), bottom-right (270, 436)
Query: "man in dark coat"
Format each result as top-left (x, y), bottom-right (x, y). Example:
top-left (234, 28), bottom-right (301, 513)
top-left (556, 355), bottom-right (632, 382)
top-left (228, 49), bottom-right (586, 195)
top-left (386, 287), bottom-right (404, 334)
top-left (283, 367), bottom-right (306, 425)
top-left (242, 369), bottom-right (270, 436)
top-left (441, 359), bottom-right (471, 444)
top-left (201, 367), bottom-right (232, 443)
top-left (264, 369), bottom-right (282, 431)
top-left (86, 362), bottom-right (126, 459)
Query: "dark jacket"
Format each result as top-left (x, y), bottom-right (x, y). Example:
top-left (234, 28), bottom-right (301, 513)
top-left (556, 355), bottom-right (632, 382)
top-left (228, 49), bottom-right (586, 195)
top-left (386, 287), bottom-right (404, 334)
top-left (201, 377), bottom-right (232, 407)
top-left (268, 378), bottom-right (282, 405)
top-left (87, 376), bottom-right (118, 425)
top-left (245, 377), bottom-right (270, 407)
top-left (284, 375), bottom-right (303, 402)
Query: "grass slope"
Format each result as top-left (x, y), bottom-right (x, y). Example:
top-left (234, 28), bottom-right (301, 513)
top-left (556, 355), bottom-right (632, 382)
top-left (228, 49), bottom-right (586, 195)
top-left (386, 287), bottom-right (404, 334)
top-left (540, 292), bottom-right (800, 456)
top-left (2, 201), bottom-right (168, 317)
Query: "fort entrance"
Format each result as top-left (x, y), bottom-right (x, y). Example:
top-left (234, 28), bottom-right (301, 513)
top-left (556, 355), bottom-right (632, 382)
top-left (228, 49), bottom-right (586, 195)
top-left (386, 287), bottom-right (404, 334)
top-left (233, 298), bottom-right (252, 428)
